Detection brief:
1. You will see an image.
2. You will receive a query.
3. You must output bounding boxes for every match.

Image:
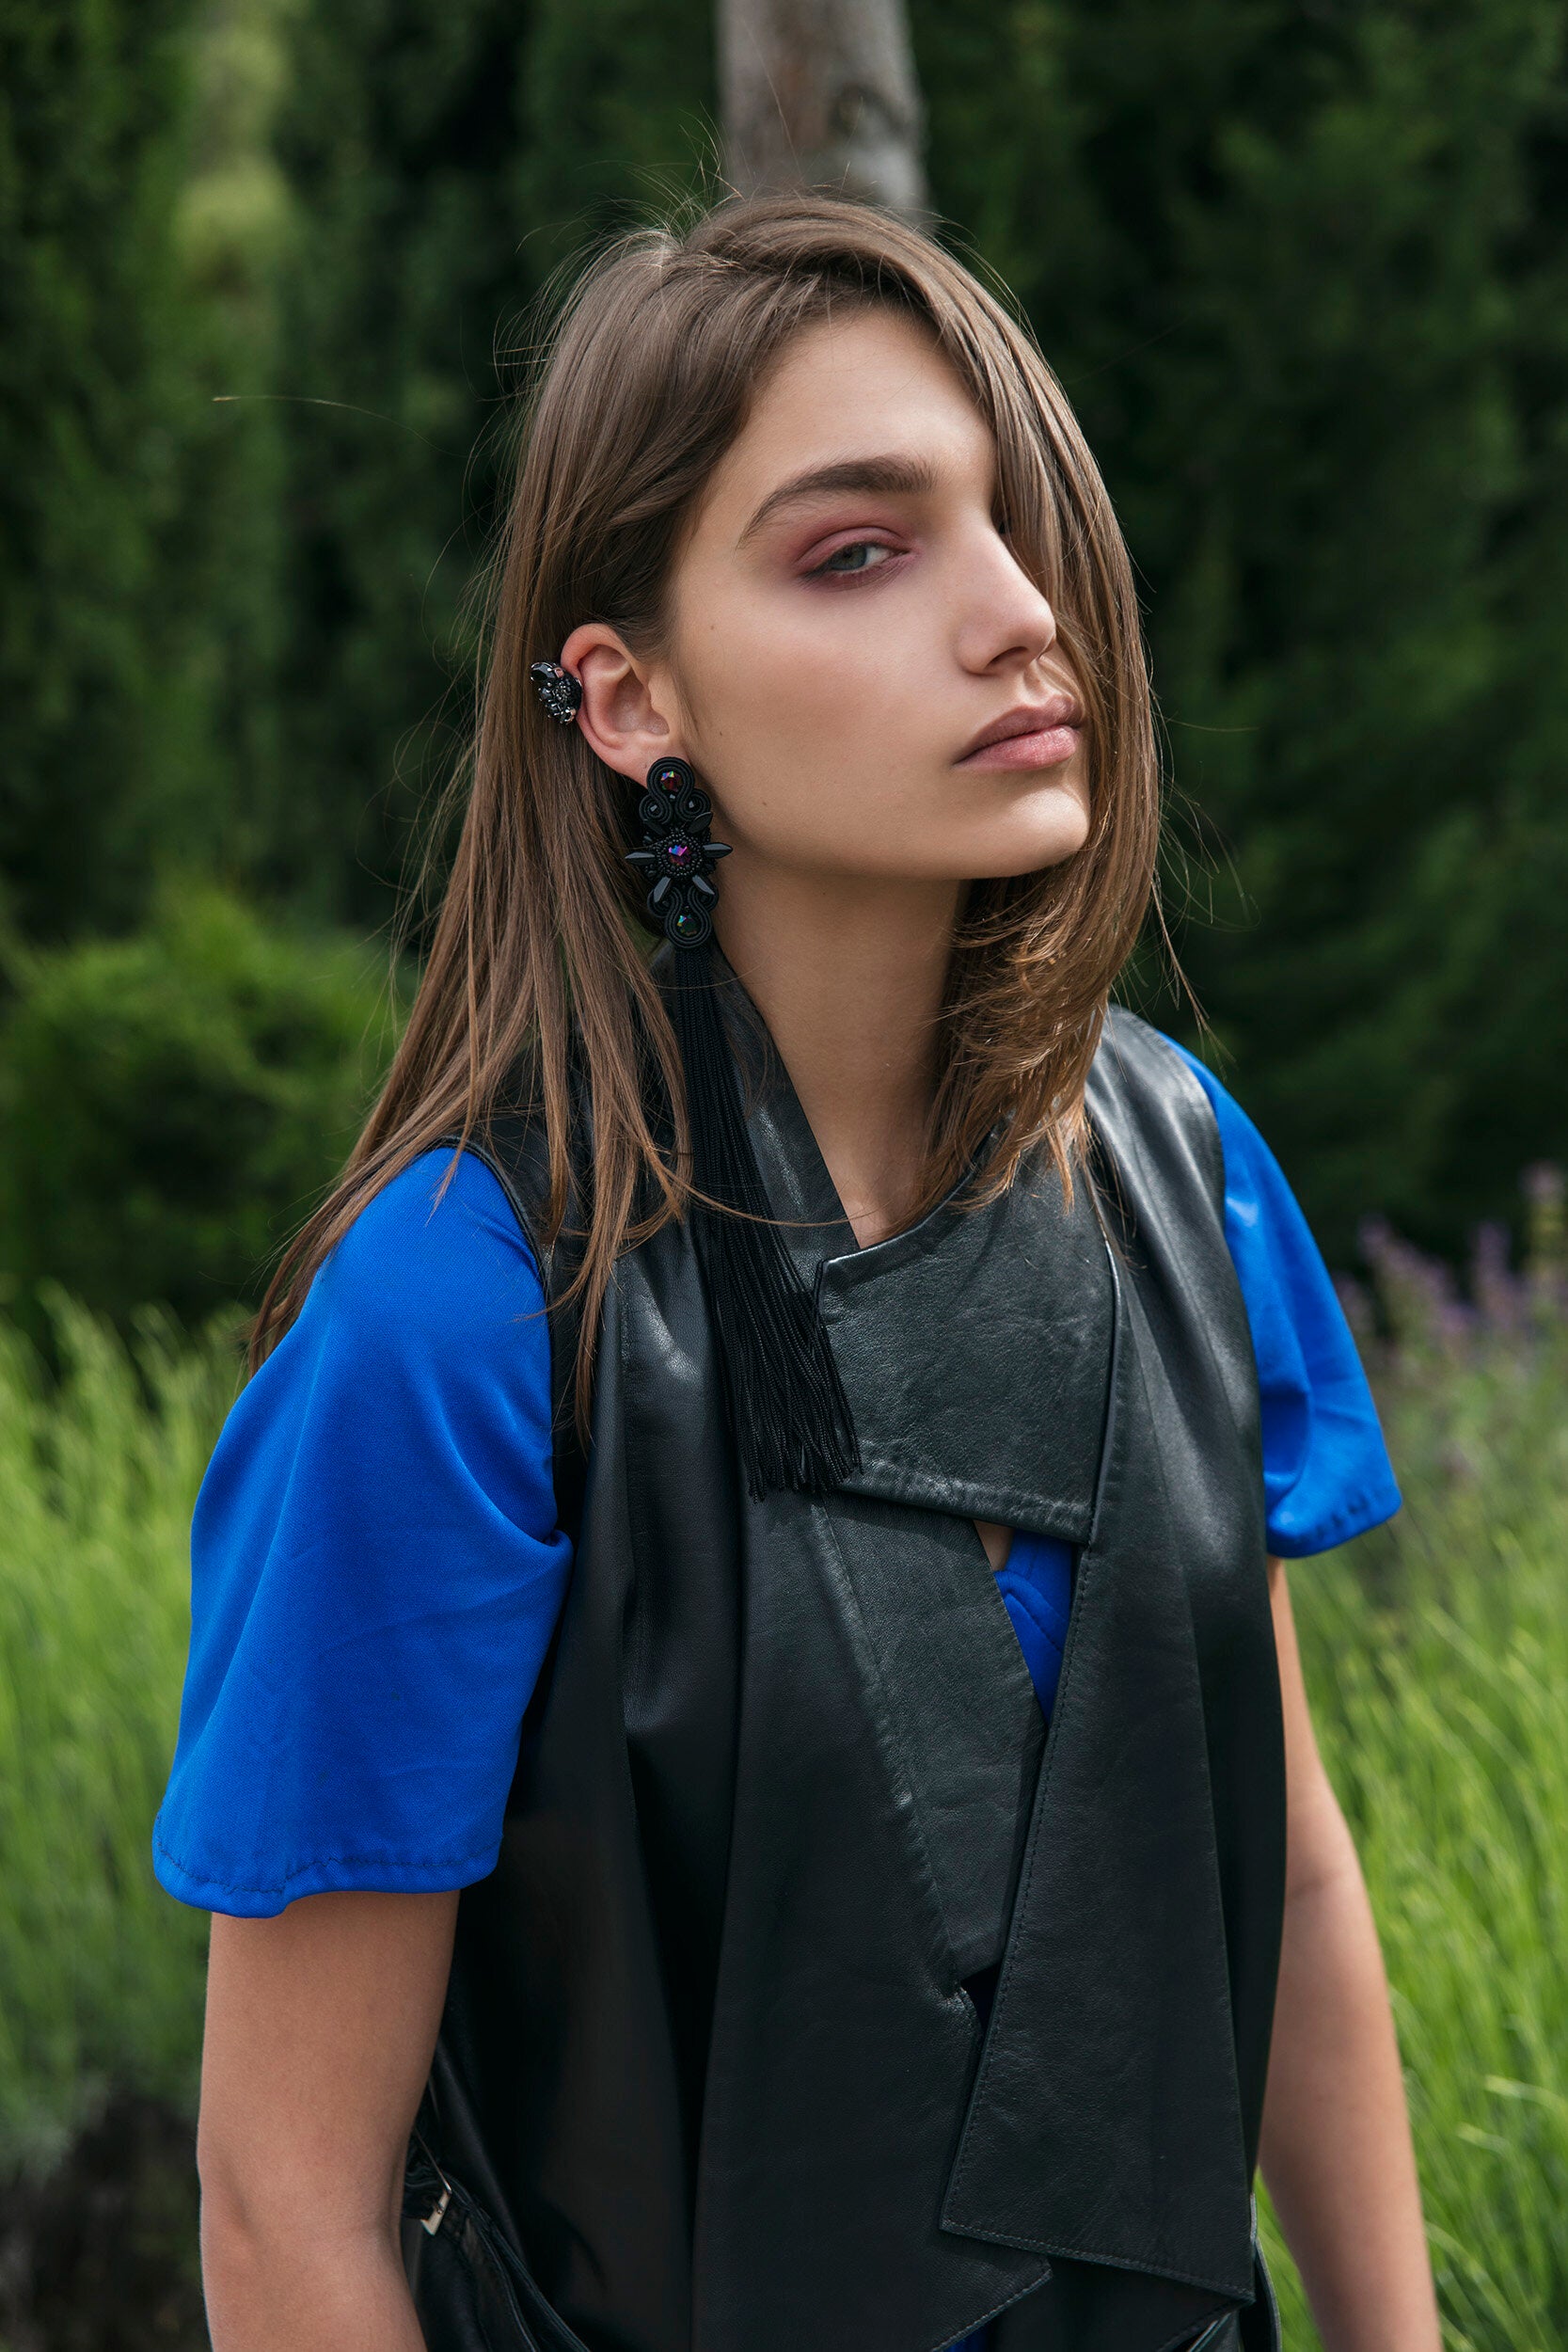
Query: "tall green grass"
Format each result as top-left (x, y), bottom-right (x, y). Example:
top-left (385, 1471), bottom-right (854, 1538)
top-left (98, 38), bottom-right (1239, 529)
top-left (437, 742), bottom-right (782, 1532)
top-left (0, 1295), bottom-right (238, 2174)
top-left (0, 1255), bottom-right (1563, 2346)
top-left (1260, 1216), bottom-right (1568, 2349)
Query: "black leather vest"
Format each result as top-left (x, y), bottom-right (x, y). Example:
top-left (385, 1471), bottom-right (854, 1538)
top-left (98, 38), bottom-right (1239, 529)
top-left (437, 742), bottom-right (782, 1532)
top-left (402, 958), bottom-right (1287, 2352)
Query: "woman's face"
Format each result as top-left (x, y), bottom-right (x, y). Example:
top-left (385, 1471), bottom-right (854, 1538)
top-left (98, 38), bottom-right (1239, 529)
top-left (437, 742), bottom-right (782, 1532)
top-left (563, 308), bottom-right (1090, 894)
top-left (654, 306), bottom-right (1089, 885)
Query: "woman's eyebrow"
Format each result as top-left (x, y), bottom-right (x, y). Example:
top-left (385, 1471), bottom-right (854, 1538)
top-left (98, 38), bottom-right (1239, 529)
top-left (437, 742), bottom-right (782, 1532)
top-left (737, 454), bottom-right (940, 544)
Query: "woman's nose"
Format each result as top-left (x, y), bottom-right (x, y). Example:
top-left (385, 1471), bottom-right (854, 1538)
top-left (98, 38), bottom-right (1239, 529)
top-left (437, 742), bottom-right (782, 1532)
top-left (953, 530), bottom-right (1058, 677)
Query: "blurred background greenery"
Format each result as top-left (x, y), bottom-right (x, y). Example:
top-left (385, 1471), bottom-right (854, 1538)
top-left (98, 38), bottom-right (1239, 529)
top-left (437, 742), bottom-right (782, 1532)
top-left (8, 0), bottom-right (1568, 1311)
top-left (2, 0), bottom-right (1567, 2344)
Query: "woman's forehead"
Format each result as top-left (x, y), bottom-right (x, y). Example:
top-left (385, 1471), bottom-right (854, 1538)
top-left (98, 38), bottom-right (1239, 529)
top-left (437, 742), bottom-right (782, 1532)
top-left (690, 309), bottom-right (997, 548)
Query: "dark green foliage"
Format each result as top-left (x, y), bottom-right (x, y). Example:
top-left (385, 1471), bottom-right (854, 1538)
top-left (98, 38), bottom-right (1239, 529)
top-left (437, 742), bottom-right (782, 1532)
top-left (0, 0), bottom-right (201, 938)
top-left (160, 0), bottom-right (301, 894)
top-left (0, 886), bottom-right (399, 1330)
top-left (261, 0), bottom-right (1568, 1253)
top-left (8, 0), bottom-right (1568, 1273)
top-left (912, 0), bottom-right (1568, 1257)
top-left (264, 0), bottom-right (716, 925)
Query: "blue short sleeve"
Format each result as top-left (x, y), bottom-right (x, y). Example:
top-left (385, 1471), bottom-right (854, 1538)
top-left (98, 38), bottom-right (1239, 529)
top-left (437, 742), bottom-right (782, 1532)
top-left (1164, 1040), bottom-right (1402, 1557)
top-left (151, 1150), bottom-right (573, 1917)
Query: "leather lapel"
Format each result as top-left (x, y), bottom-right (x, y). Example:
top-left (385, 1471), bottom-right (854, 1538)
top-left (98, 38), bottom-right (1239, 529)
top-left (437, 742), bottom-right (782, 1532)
top-left (814, 1172), bottom-right (1108, 1540)
top-left (682, 947), bottom-right (1258, 2328)
top-left (691, 1480), bottom-right (1053, 2352)
top-left (939, 1260), bottom-right (1257, 2303)
top-left (712, 944), bottom-right (1111, 1540)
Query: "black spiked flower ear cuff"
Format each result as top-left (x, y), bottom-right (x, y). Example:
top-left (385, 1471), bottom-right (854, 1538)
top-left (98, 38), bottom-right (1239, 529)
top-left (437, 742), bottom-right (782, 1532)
top-left (530, 660), bottom-right (583, 723)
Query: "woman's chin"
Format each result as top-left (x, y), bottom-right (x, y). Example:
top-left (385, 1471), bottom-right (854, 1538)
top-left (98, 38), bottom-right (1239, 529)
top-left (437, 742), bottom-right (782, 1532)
top-left (968, 814), bottom-right (1091, 881)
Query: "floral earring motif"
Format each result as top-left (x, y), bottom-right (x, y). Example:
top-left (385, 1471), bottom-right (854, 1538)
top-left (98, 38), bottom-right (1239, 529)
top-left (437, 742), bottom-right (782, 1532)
top-left (625, 757), bottom-right (732, 949)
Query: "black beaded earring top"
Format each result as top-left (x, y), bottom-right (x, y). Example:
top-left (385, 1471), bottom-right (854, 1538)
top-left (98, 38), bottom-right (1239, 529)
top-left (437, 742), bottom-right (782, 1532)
top-left (625, 756), bottom-right (733, 949)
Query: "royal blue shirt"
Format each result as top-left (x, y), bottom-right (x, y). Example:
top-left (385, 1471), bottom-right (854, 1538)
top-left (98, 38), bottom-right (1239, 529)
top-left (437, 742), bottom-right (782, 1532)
top-left (152, 1037), bottom-right (1400, 1920)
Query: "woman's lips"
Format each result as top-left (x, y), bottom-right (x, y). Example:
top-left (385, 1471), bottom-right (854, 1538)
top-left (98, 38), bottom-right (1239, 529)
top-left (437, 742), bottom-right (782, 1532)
top-left (958, 723), bottom-right (1082, 771)
top-left (956, 692), bottom-right (1085, 770)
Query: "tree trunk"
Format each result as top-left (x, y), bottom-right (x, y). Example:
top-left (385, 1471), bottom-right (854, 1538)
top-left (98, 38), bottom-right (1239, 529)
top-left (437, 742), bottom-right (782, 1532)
top-left (719, 0), bottom-right (927, 218)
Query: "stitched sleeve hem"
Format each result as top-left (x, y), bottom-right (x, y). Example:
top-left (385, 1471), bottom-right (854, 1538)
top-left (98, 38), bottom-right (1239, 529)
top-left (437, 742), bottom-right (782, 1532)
top-left (1266, 1471), bottom-right (1403, 1560)
top-left (150, 1827), bottom-right (502, 1917)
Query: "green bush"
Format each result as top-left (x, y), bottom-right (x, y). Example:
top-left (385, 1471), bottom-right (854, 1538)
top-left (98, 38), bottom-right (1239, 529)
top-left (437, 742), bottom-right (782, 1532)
top-left (0, 884), bottom-right (399, 1333)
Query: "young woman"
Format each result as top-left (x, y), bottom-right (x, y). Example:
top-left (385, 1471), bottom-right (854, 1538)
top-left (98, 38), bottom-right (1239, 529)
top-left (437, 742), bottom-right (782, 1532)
top-left (153, 196), bottom-right (1441, 2352)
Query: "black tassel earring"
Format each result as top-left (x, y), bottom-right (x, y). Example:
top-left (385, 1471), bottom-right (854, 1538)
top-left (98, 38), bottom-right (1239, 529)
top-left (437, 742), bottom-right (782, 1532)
top-left (624, 755), bottom-right (861, 1503)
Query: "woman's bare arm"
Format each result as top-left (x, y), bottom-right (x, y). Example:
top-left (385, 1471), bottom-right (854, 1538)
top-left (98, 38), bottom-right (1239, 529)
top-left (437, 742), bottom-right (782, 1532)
top-left (1259, 1557), bottom-right (1441, 2351)
top-left (197, 1887), bottom-right (460, 2351)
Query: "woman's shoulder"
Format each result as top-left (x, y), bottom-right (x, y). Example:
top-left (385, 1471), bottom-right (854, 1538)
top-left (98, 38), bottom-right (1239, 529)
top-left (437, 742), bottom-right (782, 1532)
top-left (309, 1145), bottom-right (545, 1350)
top-left (271, 1138), bottom-right (545, 1381)
top-left (1089, 1010), bottom-right (1301, 1216)
top-left (1086, 1006), bottom-right (1229, 1187)
top-left (1129, 1032), bottom-right (1402, 1557)
top-left (209, 1144), bottom-right (556, 1528)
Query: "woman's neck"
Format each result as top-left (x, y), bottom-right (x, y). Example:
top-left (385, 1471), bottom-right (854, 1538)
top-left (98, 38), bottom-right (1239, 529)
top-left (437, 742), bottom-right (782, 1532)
top-left (716, 866), bottom-right (962, 1249)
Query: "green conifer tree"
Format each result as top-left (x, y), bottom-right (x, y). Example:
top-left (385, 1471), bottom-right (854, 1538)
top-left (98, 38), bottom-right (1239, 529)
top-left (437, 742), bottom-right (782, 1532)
top-left (252, 0), bottom-right (1568, 1252)
top-left (0, 0), bottom-right (201, 939)
top-left (916, 0), bottom-right (1568, 1255)
top-left (266, 0), bottom-right (715, 926)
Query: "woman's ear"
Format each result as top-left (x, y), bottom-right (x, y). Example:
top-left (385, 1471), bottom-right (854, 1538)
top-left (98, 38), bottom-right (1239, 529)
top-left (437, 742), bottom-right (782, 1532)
top-left (559, 624), bottom-right (681, 785)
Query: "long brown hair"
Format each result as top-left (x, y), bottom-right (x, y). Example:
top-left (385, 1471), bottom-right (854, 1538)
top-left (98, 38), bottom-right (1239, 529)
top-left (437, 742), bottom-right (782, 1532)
top-left (252, 193), bottom-right (1161, 1439)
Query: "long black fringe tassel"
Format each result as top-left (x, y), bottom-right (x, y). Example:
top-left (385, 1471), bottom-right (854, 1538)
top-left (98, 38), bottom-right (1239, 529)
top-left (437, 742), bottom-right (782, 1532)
top-left (667, 946), bottom-right (861, 1504)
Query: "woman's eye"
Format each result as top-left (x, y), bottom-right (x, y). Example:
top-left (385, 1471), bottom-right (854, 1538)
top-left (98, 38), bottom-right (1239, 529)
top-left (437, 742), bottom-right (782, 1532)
top-left (810, 539), bottom-right (897, 579)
